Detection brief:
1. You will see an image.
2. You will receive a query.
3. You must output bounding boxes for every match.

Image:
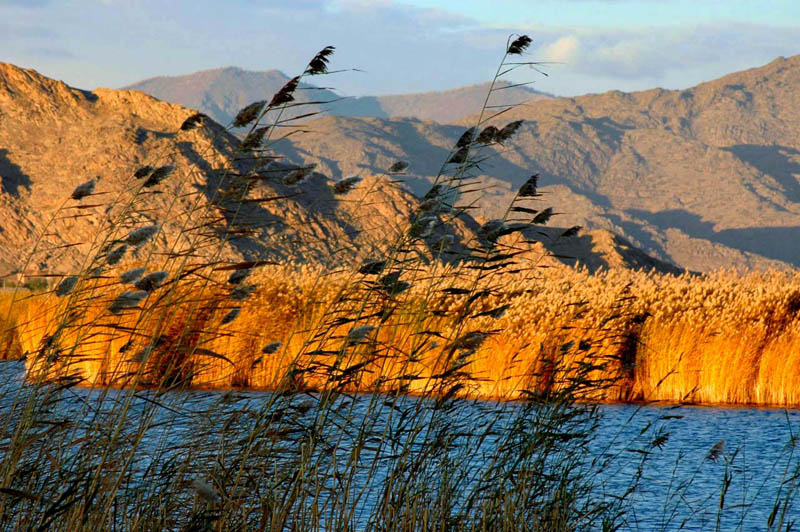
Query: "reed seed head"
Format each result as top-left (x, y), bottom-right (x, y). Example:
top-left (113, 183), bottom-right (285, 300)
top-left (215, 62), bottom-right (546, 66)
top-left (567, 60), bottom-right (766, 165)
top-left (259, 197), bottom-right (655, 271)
top-left (419, 198), bottom-right (439, 212)
top-left (135, 271), bottom-right (168, 292)
top-left (55, 275), bottom-right (79, 297)
top-left (507, 34), bottom-right (532, 55)
top-left (143, 165), bottom-right (174, 188)
top-left (131, 346), bottom-right (153, 363)
top-left (233, 101), bottom-right (266, 128)
top-left (410, 216), bottom-right (436, 239)
top-left (388, 161), bottom-right (409, 173)
top-left (379, 272), bottom-right (410, 295)
top-left (477, 125), bottom-right (499, 145)
top-left (283, 164), bottom-right (316, 186)
top-left (495, 120), bottom-right (524, 143)
top-left (106, 244), bottom-right (128, 266)
top-left (379, 271), bottom-right (401, 286)
top-left (518, 174), bottom-right (539, 197)
top-left (221, 307), bottom-right (241, 325)
top-left (448, 147), bottom-right (469, 164)
top-left (192, 478), bottom-right (221, 503)
top-left (359, 259), bottom-right (387, 275)
top-left (434, 233), bottom-right (455, 249)
top-left (230, 284), bottom-right (256, 301)
top-left (424, 184), bottom-right (442, 200)
top-left (333, 175), bottom-right (362, 194)
top-left (71, 178), bottom-right (96, 200)
top-left (241, 126), bottom-right (270, 151)
top-left (456, 127), bottom-right (477, 148)
top-left (109, 290), bottom-right (148, 315)
top-left (532, 207), bottom-right (554, 225)
top-left (487, 304), bottom-right (509, 318)
top-left (227, 268), bottom-right (251, 285)
top-left (126, 225), bottom-right (158, 246)
top-left (347, 325), bottom-right (378, 343)
top-left (304, 45), bottom-right (335, 76)
top-left (133, 165), bottom-right (153, 179)
top-left (295, 399), bottom-right (316, 414)
top-left (478, 219), bottom-right (507, 242)
top-left (261, 342), bottom-right (283, 355)
top-left (180, 112), bottom-right (209, 131)
top-left (120, 267), bottom-right (146, 284)
top-left (269, 76), bottom-right (300, 107)
top-left (262, 341), bottom-right (282, 354)
top-left (450, 331), bottom-right (489, 351)
top-left (707, 440), bottom-right (725, 461)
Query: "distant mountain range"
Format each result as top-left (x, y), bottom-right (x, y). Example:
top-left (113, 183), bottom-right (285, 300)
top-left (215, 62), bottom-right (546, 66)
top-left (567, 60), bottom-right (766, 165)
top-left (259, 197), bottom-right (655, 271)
top-left (0, 62), bottom-right (673, 276)
top-left (124, 67), bottom-right (550, 125)
top-left (168, 56), bottom-right (797, 272)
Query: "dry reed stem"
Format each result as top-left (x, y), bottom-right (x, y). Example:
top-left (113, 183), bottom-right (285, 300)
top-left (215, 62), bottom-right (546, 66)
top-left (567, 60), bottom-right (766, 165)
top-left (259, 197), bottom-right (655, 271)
top-left (13, 265), bottom-right (800, 406)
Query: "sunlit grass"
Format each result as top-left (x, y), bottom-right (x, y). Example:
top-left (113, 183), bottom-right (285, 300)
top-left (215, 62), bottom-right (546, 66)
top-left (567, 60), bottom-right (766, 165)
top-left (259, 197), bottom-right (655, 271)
top-left (12, 265), bottom-right (800, 406)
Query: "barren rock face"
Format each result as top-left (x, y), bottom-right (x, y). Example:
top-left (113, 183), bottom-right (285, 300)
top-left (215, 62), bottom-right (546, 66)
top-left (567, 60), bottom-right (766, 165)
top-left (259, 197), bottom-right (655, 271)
top-left (0, 63), bottom-right (430, 275)
top-left (0, 62), bottom-right (678, 278)
top-left (237, 55), bottom-right (800, 272)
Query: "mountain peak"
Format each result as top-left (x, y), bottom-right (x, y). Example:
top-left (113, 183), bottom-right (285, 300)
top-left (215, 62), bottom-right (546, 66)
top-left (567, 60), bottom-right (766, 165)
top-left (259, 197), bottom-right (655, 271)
top-left (0, 62), bottom-right (97, 116)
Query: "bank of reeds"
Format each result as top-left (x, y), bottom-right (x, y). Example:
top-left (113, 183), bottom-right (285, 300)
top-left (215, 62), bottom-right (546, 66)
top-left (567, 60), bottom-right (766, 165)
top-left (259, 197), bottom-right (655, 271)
top-left (13, 265), bottom-right (800, 406)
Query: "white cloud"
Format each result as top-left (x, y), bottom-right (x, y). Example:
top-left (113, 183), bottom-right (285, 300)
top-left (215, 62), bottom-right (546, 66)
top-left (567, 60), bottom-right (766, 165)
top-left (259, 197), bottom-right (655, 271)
top-left (542, 36), bottom-right (580, 64)
top-left (520, 22), bottom-right (799, 93)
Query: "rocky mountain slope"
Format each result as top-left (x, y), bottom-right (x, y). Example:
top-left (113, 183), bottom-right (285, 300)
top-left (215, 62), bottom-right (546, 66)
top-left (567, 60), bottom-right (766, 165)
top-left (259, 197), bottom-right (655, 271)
top-left (259, 55), bottom-right (800, 271)
top-left (0, 62), bottom-right (674, 277)
top-left (125, 67), bottom-right (549, 125)
top-left (0, 62), bottom-right (459, 275)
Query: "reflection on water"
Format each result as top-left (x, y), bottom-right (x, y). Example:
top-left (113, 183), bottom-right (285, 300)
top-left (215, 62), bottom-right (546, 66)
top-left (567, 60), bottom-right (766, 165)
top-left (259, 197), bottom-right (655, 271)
top-left (1, 360), bottom-right (799, 531)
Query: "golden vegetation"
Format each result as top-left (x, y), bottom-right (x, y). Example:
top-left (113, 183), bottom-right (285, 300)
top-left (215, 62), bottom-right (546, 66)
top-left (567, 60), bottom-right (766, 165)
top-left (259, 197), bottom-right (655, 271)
top-left (12, 265), bottom-right (800, 406)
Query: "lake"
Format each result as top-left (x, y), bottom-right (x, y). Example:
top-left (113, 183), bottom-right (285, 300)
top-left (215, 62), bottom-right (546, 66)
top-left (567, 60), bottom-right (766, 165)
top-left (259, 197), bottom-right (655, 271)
top-left (1, 360), bottom-right (798, 531)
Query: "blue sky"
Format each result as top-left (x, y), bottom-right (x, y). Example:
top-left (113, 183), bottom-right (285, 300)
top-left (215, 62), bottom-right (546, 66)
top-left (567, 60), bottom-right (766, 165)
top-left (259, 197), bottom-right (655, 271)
top-left (1, 0), bottom-right (798, 97)
top-left (404, 0), bottom-right (800, 27)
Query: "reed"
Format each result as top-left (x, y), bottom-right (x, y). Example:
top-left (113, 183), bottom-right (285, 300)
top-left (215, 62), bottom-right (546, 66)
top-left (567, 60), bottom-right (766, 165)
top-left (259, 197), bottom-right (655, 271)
top-left (14, 265), bottom-right (800, 406)
top-left (0, 35), bottom-right (797, 531)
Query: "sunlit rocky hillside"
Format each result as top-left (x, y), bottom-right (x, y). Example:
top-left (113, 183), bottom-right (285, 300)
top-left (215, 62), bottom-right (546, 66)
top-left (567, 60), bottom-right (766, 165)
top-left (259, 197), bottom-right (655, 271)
top-left (0, 62), bottom-right (673, 276)
top-left (129, 56), bottom-right (800, 272)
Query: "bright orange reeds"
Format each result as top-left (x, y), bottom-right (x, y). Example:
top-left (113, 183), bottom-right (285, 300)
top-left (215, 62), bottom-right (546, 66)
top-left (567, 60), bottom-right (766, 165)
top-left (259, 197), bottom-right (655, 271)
top-left (13, 265), bottom-right (800, 406)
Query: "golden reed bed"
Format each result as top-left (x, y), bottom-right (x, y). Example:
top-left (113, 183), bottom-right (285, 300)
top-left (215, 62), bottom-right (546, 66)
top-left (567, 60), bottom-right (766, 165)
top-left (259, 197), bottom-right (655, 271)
top-left (6, 265), bottom-right (800, 406)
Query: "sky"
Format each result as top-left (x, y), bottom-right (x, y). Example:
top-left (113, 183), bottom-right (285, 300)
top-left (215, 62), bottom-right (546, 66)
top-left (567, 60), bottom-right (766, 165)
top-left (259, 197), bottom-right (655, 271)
top-left (1, 0), bottom-right (799, 97)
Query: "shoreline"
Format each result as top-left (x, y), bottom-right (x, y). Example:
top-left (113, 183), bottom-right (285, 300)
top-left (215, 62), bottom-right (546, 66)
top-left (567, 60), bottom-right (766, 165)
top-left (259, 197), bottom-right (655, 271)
top-left (6, 359), bottom-right (800, 412)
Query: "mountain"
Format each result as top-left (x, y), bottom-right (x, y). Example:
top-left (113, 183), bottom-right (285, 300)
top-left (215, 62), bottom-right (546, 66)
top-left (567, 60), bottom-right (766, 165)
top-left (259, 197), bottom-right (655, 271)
top-left (0, 62), bottom-right (460, 275)
top-left (124, 67), bottom-right (550, 125)
top-left (336, 81), bottom-right (550, 123)
top-left (124, 67), bottom-right (342, 126)
top-left (260, 55), bottom-right (800, 271)
top-left (0, 62), bottom-right (675, 277)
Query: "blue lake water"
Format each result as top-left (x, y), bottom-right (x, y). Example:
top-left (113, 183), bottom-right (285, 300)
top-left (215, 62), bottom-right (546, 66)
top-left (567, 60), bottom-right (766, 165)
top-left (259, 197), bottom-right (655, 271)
top-left (2, 360), bottom-right (798, 531)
